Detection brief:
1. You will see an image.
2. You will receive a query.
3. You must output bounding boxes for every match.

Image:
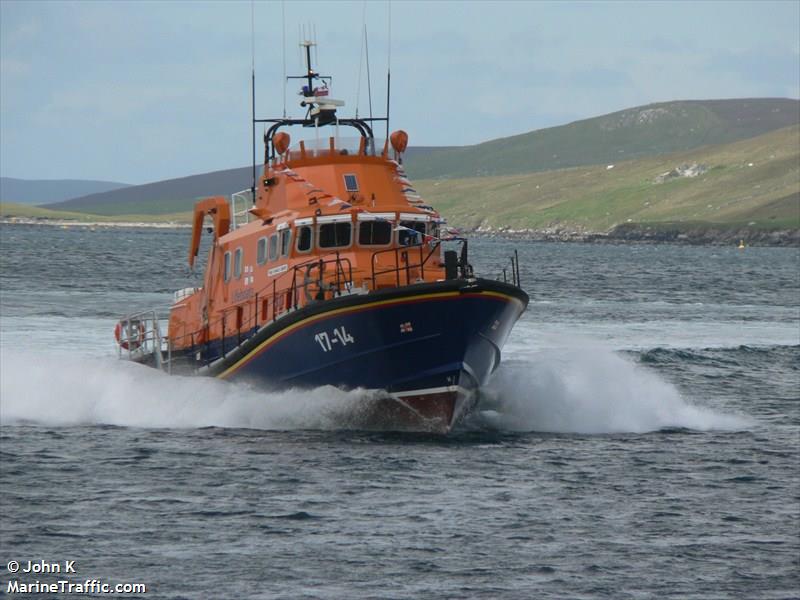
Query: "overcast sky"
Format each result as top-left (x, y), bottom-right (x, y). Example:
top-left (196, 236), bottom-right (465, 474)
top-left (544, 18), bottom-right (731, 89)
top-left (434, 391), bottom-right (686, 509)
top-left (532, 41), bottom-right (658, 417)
top-left (1, 0), bottom-right (798, 184)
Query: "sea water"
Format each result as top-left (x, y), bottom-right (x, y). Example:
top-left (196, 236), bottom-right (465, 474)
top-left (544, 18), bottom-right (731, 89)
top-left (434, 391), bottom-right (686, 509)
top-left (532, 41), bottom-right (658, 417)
top-left (1, 224), bottom-right (798, 599)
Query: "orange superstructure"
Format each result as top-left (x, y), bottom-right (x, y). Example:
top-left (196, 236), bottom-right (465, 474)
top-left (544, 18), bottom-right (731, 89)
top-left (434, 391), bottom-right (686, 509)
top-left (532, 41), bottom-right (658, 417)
top-left (167, 129), bottom-right (450, 356)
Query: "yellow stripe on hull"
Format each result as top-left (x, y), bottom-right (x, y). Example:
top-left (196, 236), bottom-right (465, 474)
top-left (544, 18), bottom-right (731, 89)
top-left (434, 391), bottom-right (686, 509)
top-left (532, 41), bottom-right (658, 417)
top-left (217, 289), bottom-right (522, 380)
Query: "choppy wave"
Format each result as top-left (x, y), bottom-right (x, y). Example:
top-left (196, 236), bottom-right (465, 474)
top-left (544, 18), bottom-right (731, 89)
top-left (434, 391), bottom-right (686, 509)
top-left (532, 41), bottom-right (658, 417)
top-left (506, 319), bottom-right (800, 354)
top-left (638, 344), bottom-right (800, 367)
top-left (0, 345), bottom-right (751, 434)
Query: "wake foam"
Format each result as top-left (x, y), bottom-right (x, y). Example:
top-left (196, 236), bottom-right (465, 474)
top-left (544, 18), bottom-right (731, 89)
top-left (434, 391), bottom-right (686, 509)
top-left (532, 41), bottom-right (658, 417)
top-left (471, 344), bottom-right (751, 434)
top-left (0, 352), bottom-right (380, 430)
top-left (1, 345), bottom-right (750, 434)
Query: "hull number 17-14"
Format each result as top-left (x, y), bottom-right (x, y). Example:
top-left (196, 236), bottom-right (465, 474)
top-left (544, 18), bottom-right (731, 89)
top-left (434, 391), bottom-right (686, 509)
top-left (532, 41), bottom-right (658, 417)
top-left (314, 326), bottom-right (355, 352)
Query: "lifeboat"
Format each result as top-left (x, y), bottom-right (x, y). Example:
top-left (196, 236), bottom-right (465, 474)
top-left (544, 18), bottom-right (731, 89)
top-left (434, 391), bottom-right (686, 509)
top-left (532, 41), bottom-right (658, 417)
top-left (114, 40), bottom-right (529, 433)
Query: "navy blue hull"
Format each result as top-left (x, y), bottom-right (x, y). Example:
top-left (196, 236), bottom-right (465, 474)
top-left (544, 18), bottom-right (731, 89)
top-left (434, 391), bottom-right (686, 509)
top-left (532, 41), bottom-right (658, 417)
top-left (178, 279), bottom-right (528, 430)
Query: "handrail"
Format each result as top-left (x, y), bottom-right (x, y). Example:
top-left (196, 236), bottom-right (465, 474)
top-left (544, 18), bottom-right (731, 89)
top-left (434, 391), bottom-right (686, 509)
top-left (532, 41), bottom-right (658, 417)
top-left (167, 253), bottom-right (355, 366)
top-left (230, 189), bottom-right (254, 230)
top-left (370, 241), bottom-right (441, 288)
top-left (122, 238), bottom-right (525, 372)
top-left (260, 118), bottom-right (384, 161)
top-left (499, 249), bottom-right (522, 288)
top-left (115, 310), bottom-right (168, 370)
top-left (162, 237), bottom-right (524, 370)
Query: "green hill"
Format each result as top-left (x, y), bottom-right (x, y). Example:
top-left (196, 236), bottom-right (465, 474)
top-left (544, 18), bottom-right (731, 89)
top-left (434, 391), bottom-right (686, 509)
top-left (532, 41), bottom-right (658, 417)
top-left (39, 98), bottom-right (798, 217)
top-left (7, 124), bottom-right (797, 242)
top-left (404, 98), bottom-right (799, 179)
top-left (11, 98), bottom-right (798, 243)
top-left (415, 124), bottom-right (800, 233)
top-left (0, 202), bottom-right (190, 223)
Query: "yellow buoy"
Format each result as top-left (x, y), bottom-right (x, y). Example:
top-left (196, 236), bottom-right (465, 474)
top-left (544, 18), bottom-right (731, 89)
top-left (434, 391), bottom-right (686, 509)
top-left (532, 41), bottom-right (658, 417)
top-left (738, 239), bottom-right (746, 249)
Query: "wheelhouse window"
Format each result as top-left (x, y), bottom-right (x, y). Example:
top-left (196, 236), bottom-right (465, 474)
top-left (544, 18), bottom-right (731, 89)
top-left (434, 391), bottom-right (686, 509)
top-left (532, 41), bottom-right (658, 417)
top-left (280, 229), bottom-right (292, 257)
top-left (223, 251), bottom-right (231, 282)
top-left (296, 225), bottom-right (313, 253)
top-left (343, 174), bottom-right (359, 193)
top-left (234, 248), bottom-right (243, 278)
top-left (358, 220), bottom-right (392, 246)
top-left (256, 237), bottom-right (267, 265)
top-left (319, 222), bottom-right (352, 249)
top-left (268, 234), bottom-right (279, 262)
top-left (398, 221), bottom-right (426, 246)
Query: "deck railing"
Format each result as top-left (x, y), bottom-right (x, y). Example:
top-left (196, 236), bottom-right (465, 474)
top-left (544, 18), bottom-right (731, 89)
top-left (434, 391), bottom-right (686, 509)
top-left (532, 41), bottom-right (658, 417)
top-left (370, 241), bottom-right (443, 288)
top-left (115, 310), bottom-right (170, 371)
top-left (122, 237), bottom-right (495, 372)
top-left (167, 252), bottom-right (355, 369)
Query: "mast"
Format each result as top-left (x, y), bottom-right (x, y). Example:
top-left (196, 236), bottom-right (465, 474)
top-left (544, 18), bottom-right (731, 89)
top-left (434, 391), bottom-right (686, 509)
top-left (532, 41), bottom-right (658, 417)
top-left (255, 37), bottom-right (385, 156)
top-left (304, 42), bottom-right (314, 96)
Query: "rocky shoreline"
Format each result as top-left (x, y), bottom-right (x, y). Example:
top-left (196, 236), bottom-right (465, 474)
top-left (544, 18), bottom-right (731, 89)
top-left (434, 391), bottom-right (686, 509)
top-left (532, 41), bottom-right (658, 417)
top-left (2, 217), bottom-right (797, 246)
top-left (0, 217), bottom-right (190, 229)
top-left (469, 223), bottom-right (800, 247)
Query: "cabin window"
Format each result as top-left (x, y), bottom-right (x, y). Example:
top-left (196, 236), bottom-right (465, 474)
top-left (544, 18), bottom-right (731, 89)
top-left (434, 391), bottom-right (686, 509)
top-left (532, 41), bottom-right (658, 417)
top-left (268, 234), bottom-right (279, 261)
top-left (319, 222), bottom-right (351, 248)
top-left (296, 225), bottom-right (313, 253)
top-left (280, 229), bottom-right (292, 257)
top-left (398, 221), bottom-right (426, 246)
top-left (256, 237), bottom-right (268, 265)
top-left (343, 173), bottom-right (359, 193)
top-left (358, 220), bottom-right (392, 246)
top-left (234, 248), bottom-right (243, 278)
top-left (223, 251), bottom-right (231, 282)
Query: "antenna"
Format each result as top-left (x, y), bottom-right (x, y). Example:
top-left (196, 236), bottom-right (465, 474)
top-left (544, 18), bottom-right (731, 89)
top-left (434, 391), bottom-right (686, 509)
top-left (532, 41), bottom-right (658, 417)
top-left (365, 26), bottom-right (373, 121)
top-left (282, 0), bottom-right (287, 118)
top-left (313, 24), bottom-right (318, 65)
top-left (355, 2), bottom-right (366, 118)
top-left (385, 0), bottom-right (391, 140)
top-left (297, 24), bottom-right (302, 71)
top-left (250, 0), bottom-right (256, 202)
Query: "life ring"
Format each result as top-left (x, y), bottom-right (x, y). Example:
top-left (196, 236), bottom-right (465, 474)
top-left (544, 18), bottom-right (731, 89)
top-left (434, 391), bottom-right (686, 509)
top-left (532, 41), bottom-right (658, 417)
top-left (115, 321), bottom-right (145, 351)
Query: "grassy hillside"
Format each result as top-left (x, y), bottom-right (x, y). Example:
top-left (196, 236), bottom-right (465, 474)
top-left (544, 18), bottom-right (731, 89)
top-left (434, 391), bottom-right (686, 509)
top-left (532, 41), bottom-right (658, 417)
top-left (404, 98), bottom-right (799, 179)
top-left (41, 98), bottom-right (798, 217)
top-left (0, 202), bottom-right (190, 223)
top-left (12, 100), bottom-right (798, 237)
top-left (415, 125), bottom-right (800, 232)
top-left (7, 125), bottom-right (797, 235)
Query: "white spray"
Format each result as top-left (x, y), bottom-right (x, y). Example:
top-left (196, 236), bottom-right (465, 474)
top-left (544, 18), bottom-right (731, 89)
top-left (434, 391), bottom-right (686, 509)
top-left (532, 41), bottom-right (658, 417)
top-left (473, 342), bottom-right (750, 434)
top-left (0, 343), bottom-right (749, 434)
top-left (0, 351), bottom-right (380, 430)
